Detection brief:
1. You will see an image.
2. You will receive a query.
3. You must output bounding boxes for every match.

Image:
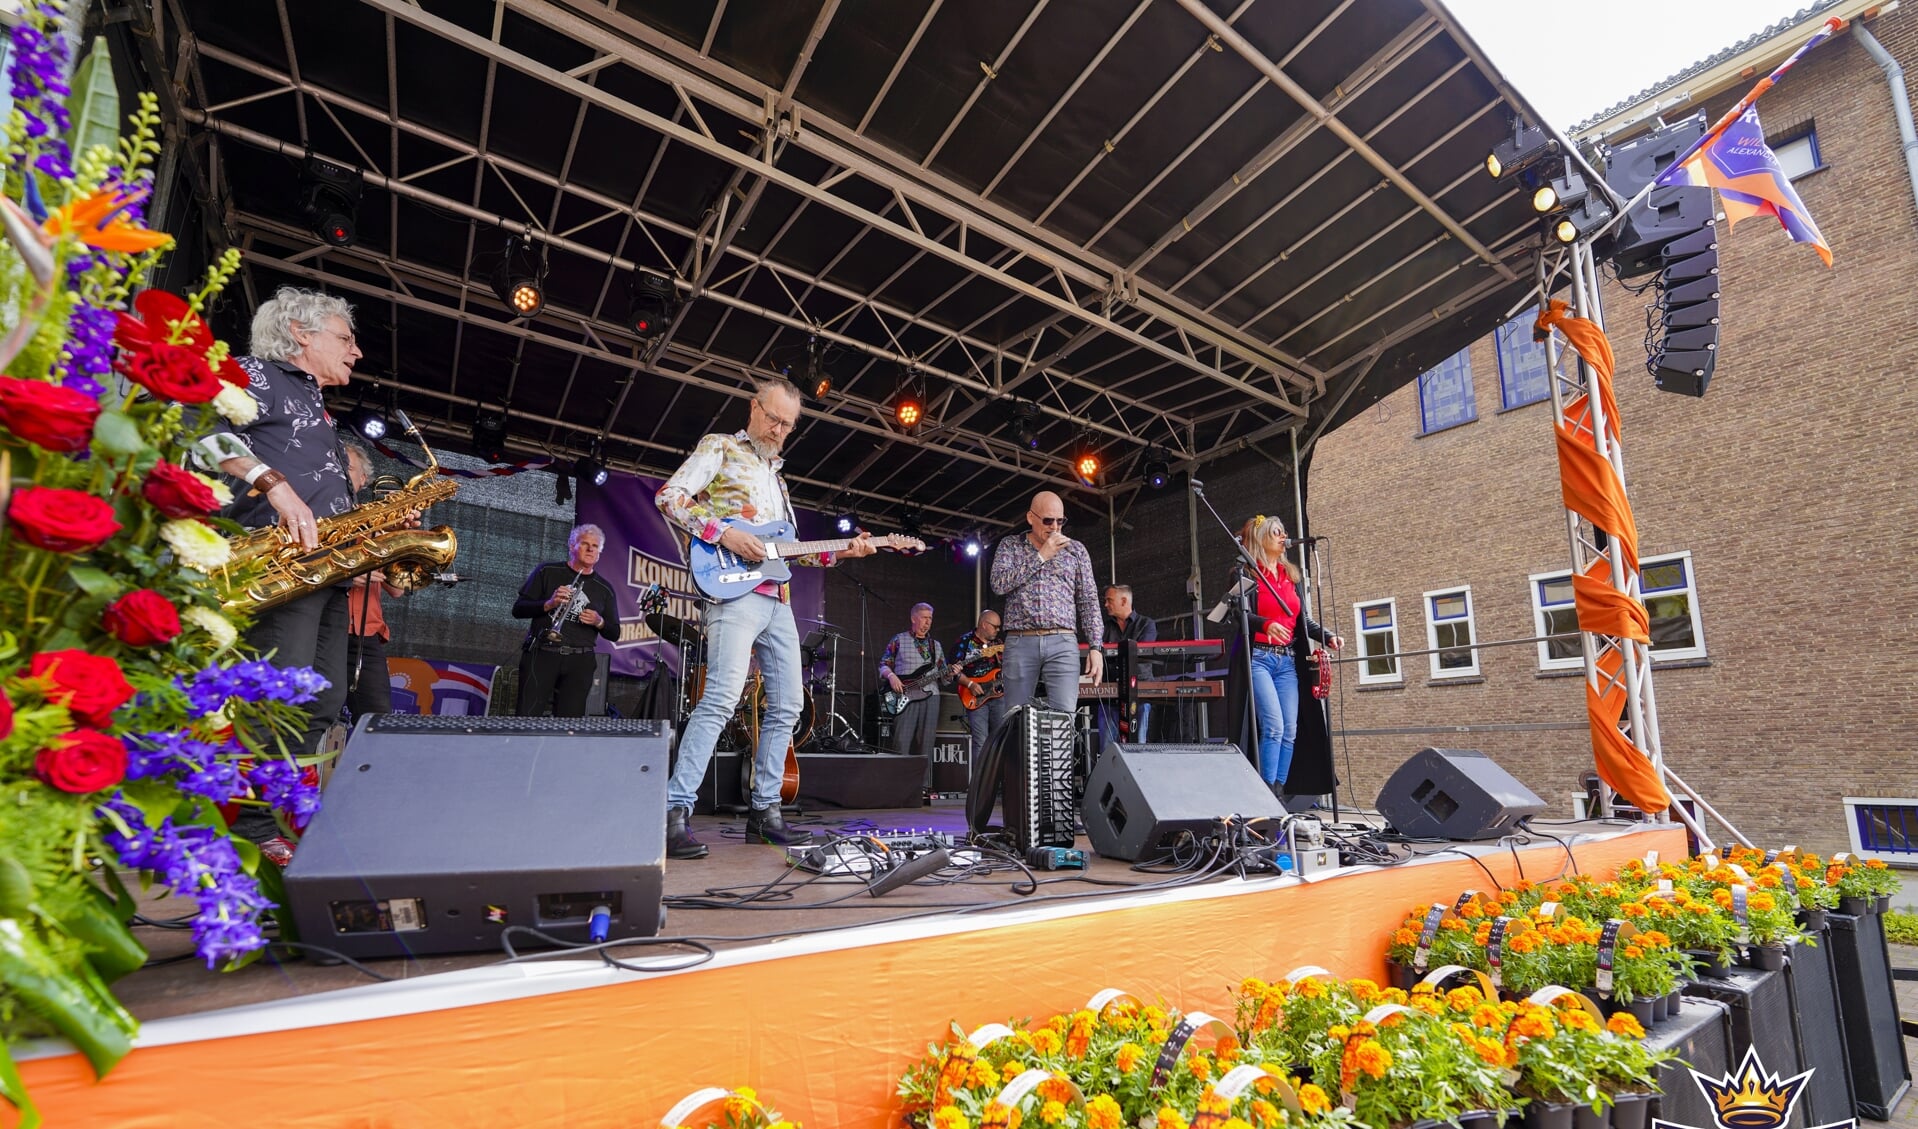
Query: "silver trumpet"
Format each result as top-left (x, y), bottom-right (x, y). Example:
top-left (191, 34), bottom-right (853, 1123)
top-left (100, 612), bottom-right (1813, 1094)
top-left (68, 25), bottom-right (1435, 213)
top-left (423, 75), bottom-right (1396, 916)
top-left (543, 572), bottom-right (589, 645)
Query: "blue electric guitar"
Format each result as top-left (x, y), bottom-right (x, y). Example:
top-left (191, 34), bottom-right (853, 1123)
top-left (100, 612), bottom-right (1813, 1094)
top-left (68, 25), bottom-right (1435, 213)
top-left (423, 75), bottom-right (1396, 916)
top-left (689, 520), bottom-right (924, 601)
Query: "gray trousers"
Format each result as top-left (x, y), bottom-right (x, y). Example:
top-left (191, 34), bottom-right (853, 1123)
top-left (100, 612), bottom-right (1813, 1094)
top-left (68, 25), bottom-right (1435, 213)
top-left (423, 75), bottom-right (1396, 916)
top-left (892, 693), bottom-right (941, 786)
top-left (964, 694), bottom-right (1008, 793)
top-left (1001, 633), bottom-right (1081, 714)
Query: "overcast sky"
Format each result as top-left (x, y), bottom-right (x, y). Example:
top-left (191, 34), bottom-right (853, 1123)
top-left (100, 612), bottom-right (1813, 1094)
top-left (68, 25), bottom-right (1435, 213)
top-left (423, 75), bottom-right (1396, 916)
top-left (1445, 0), bottom-right (1826, 128)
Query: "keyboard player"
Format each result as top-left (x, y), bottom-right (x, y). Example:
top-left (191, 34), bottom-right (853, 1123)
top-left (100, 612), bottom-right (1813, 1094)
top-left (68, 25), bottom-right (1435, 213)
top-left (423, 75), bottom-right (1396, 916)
top-left (1101, 584), bottom-right (1157, 742)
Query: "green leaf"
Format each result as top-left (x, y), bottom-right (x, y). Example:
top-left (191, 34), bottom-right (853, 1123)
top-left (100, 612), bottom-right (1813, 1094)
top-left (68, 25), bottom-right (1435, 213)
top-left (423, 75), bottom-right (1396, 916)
top-left (66, 567), bottom-right (120, 599)
top-left (42, 881), bottom-right (147, 983)
top-left (91, 410), bottom-right (147, 459)
top-left (0, 1038), bottom-right (43, 1129)
top-left (64, 39), bottom-right (121, 163)
top-left (0, 918), bottom-right (135, 1078)
top-left (0, 857), bottom-right (33, 917)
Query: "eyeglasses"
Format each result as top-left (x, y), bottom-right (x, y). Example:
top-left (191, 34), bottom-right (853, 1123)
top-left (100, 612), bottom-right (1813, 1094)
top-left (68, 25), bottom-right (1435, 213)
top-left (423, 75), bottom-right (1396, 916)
top-left (754, 399), bottom-right (798, 432)
top-left (1033, 514), bottom-right (1066, 528)
top-left (309, 328), bottom-right (359, 350)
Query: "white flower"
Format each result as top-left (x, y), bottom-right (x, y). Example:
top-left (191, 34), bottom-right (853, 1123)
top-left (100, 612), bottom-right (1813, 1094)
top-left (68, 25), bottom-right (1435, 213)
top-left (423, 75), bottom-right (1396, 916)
top-left (193, 471), bottom-right (233, 507)
top-left (181, 605), bottom-right (237, 650)
top-left (161, 518), bottom-right (232, 571)
top-left (212, 383), bottom-right (259, 426)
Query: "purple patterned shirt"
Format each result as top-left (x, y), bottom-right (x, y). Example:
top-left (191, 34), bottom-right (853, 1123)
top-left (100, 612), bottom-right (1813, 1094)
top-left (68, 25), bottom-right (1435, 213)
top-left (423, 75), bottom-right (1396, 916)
top-left (989, 533), bottom-right (1104, 645)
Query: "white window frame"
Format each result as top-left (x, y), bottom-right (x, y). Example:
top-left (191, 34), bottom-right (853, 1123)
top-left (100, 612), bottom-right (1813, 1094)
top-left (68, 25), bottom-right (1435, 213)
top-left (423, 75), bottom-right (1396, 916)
top-left (1843, 797), bottom-right (1918, 867)
top-left (1528, 551), bottom-right (1708, 668)
top-left (1640, 550), bottom-right (1707, 661)
top-left (1354, 598), bottom-right (1401, 685)
top-left (1423, 585), bottom-right (1479, 679)
top-left (1528, 570), bottom-right (1585, 672)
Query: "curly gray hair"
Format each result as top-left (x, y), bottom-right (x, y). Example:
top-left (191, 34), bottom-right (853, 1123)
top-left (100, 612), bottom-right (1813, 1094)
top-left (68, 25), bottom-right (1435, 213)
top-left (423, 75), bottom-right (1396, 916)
top-left (250, 286), bottom-right (356, 361)
top-left (569, 523), bottom-right (605, 553)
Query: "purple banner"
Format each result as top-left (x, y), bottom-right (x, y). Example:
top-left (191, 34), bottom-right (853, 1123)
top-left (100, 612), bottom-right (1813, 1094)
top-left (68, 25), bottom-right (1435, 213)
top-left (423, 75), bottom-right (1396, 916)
top-left (574, 470), bottom-right (829, 678)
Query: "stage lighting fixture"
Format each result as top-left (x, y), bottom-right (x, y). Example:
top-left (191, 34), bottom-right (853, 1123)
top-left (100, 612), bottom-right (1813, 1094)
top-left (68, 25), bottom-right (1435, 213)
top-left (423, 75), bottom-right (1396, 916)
top-left (298, 155), bottom-right (363, 247)
top-left (899, 504), bottom-right (924, 537)
top-left (473, 409), bottom-right (510, 463)
top-left (1140, 449), bottom-right (1171, 490)
top-left (803, 336), bottom-right (833, 401)
top-left (1550, 198), bottom-right (1614, 245)
top-left (345, 404), bottom-right (387, 441)
top-left (627, 272), bottom-right (674, 340)
top-left (832, 493), bottom-right (858, 534)
top-left (1011, 401), bottom-right (1042, 450)
top-left (1533, 171), bottom-right (1589, 215)
top-left (1486, 121), bottom-right (1556, 180)
top-left (1074, 445), bottom-right (1102, 486)
top-left (893, 369), bottom-right (925, 431)
top-left (573, 441), bottom-right (609, 488)
top-left (963, 533), bottom-right (981, 559)
top-left (490, 237), bottom-right (545, 320)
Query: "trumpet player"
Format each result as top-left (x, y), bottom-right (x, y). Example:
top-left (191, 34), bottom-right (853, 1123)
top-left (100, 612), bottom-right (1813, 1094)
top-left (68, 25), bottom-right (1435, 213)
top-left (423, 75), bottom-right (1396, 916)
top-left (194, 287), bottom-right (368, 865)
top-left (512, 523), bottom-right (620, 717)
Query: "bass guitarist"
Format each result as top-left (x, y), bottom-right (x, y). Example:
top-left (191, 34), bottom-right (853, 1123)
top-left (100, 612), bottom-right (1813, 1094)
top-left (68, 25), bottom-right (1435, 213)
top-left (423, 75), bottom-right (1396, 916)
top-left (952, 609), bottom-right (1006, 776)
top-left (880, 602), bottom-right (952, 800)
top-left (656, 377), bottom-right (876, 859)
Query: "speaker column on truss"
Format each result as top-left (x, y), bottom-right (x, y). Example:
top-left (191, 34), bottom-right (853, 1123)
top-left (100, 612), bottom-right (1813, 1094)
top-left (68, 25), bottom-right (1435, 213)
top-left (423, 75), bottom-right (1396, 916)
top-left (1602, 113), bottom-right (1722, 397)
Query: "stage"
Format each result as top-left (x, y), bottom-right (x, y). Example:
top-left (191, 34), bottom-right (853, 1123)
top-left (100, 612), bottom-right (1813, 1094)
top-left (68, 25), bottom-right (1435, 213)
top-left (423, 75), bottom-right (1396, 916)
top-left (10, 812), bottom-right (1685, 1128)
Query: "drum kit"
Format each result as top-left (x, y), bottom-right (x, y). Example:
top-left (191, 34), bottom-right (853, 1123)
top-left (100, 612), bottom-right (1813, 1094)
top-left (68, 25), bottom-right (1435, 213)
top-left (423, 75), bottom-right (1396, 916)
top-left (648, 609), bottom-right (859, 754)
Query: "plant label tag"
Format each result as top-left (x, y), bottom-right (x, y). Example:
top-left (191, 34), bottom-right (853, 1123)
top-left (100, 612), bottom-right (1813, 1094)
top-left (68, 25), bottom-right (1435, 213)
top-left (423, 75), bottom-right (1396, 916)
top-left (1595, 919), bottom-right (1625, 994)
top-left (1414, 903), bottom-right (1448, 971)
top-left (1644, 850), bottom-right (1658, 866)
top-left (660, 1088), bottom-right (735, 1128)
top-left (1538, 901), bottom-right (1559, 918)
top-left (1486, 916), bottom-right (1510, 987)
top-left (1453, 890), bottom-right (1479, 913)
top-left (1834, 852), bottom-right (1851, 863)
top-left (1657, 879), bottom-right (1674, 895)
top-left (1762, 849), bottom-right (1780, 866)
top-left (1728, 863), bottom-right (1752, 882)
top-left (1731, 884), bottom-right (1749, 926)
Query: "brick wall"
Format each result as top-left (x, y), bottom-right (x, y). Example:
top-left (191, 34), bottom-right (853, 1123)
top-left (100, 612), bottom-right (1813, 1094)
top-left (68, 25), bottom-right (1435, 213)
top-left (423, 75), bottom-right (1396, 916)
top-left (1300, 12), bottom-right (1918, 855)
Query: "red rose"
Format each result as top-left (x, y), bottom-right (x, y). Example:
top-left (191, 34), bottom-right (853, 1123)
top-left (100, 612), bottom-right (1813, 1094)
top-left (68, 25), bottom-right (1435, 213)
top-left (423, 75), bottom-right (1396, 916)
top-left (29, 650), bottom-right (135, 728)
top-left (117, 342), bottom-right (222, 404)
top-left (102, 589), bottom-right (182, 647)
top-left (0, 688), bottom-right (12, 741)
top-left (0, 375), bottom-right (101, 452)
top-left (34, 730), bottom-right (128, 794)
top-left (115, 292), bottom-right (247, 388)
top-left (7, 486), bottom-right (122, 553)
top-left (141, 461), bottom-right (221, 518)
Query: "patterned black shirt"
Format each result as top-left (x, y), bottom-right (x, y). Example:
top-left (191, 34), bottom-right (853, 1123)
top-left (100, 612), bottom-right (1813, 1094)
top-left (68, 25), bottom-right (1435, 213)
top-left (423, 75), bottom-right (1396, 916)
top-left (216, 356), bottom-right (354, 530)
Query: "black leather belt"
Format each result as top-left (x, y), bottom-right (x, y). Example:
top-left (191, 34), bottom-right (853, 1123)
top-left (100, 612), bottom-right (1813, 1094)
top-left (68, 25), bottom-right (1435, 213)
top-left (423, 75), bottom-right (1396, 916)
top-left (536, 645), bottom-right (596, 655)
top-left (1252, 643), bottom-right (1291, 653)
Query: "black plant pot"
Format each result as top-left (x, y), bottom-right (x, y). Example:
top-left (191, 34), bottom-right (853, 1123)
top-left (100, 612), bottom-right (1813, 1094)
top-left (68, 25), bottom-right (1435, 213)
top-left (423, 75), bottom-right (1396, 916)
top-left (1386, 958), bottom-right (1420, 991)
top-left (1629, 998), bottom-right (1655, 1027)
top-left (1798, 907), bottom-right (1827, 932)
top-left (1525, 1100), bottom-right (1577, 1129)
top-left (1840, 895), bottom-right (1870, 916)
top-left (1460, 1110), bottom-right (1504, 1129)
top-left (1612, 1094), bottom-right (1653, 1129)
top-left (1665, 988), bottom-right (1683, 1017)
top-left (1877, 893), bottom-right (1892, 913)
top-left (1686, 949), bottom-right (1730, 978)
top-left (1650, 991), bottom-right (1669, 1023)
top-left (1574, 1102), bottom-right (1611, 1129)
top-left (1750, 943), bottom-right (1787, 972)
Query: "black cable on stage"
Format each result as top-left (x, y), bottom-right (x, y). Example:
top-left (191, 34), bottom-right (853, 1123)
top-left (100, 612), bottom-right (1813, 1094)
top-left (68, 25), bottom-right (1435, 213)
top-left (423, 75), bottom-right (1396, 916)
top-left (1517, 818), bottom-right (1582, 879)
top-left (497, 925), bottom-right (716, 973)
top-left (130, 912), bottom-right (195, 930)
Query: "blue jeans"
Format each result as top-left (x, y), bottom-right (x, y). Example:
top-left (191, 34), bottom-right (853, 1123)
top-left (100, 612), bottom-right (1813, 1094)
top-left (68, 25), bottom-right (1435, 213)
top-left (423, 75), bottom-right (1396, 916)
top-left (666, 593), bottom-right (803, 811)
top-left (1001, 633), bottom-right (1083, 713)
top-left (1250, 649), bottom-right (1298, 786)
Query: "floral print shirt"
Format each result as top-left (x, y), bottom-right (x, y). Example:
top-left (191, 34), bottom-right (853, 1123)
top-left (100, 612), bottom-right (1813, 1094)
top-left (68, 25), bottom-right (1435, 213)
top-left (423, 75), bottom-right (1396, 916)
top-left (989, 532), bottom-right (1104, 645)
top-left (656, 431), bottom-right (832, 600)
top-left (212, 356), bottom-right (353, 531)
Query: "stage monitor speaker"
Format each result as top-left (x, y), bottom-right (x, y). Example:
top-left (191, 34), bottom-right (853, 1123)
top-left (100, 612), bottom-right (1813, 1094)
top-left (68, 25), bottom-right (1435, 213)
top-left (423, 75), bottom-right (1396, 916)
top-left (284, 715), bottom-right (670, 959)
top-left (1082, 743), bottom-right (1285, 862)
top-left (1375, 748), bottom-right (1546, 841)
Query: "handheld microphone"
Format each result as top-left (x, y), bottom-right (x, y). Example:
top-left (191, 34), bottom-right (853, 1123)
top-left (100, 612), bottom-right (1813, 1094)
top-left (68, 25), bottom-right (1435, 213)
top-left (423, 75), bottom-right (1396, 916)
top-left (587, 904), bottom-right (611, 943)
top-left (1294, 535), bottom-right (1326, 546)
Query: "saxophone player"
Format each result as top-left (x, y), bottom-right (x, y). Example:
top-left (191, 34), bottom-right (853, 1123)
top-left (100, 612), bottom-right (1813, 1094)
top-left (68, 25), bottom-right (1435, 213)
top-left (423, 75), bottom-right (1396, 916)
top-left (192, 287), bottom-right (388, 864)
top-left (511, 524), bottom-right (620, 717)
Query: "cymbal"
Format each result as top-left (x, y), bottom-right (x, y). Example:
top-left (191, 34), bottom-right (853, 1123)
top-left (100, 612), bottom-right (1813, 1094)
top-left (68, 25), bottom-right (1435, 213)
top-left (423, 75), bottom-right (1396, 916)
top-left (796, 617), bottom-right (841, 630)
top-left (646, 611), bottom-right (702, 641)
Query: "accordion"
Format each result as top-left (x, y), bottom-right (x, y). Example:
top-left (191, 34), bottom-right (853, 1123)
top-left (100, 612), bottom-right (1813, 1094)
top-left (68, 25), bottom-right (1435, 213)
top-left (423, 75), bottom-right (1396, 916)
top-left (996, 705), bottom-right (1079, 850)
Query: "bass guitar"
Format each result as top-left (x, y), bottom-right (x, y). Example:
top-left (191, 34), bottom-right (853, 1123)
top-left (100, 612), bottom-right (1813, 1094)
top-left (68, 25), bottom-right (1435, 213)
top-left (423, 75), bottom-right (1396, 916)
top-left (690, 520), bottom-right (924, 601)
top-left (954, 644), bottom-right (1007, 711)
top-left (881, 659), bottom-right (960, 718)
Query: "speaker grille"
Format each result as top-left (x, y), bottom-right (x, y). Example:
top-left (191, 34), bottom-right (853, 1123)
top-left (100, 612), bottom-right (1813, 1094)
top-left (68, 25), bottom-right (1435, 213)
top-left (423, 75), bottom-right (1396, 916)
top-left (366, 715), bottom-right (667, 737)
top-left (1829, 912), bottom-right (1914, 1118)
top-left (1683, 967), bottom-right (1806, 1129)
top-left (1647, 996), bottom-right (1734, 1129)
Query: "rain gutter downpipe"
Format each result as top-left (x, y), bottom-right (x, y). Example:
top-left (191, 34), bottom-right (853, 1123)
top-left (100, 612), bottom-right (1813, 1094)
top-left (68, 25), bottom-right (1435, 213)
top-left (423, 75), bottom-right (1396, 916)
top-left (1854, 19), bottom-right (1918, 225)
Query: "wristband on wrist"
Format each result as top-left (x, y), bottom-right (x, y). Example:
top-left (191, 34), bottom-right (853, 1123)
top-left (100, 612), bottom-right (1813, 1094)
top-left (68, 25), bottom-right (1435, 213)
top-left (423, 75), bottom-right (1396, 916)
top-left (251, 469), bottom-right (288, 494)
top-left (243, 463), bottom-right (272, 485)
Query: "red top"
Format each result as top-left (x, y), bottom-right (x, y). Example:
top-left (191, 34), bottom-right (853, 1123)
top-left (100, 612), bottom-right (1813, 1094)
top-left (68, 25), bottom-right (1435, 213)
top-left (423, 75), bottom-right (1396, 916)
top-left (1253, 563), bottom-right (1299, 645)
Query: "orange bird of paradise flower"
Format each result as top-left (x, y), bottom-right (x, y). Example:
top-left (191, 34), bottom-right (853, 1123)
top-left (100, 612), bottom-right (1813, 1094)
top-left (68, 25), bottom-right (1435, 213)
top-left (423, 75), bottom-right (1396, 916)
top-left (43, 190), bottom-right (172, 254)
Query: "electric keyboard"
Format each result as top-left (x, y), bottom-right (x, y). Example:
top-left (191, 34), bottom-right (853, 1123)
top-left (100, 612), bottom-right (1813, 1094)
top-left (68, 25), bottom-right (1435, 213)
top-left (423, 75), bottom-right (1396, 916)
top-left (1080, 639), bottom-right (1225, 660)
top-left (1078, 679), bottom-right (1225, 700)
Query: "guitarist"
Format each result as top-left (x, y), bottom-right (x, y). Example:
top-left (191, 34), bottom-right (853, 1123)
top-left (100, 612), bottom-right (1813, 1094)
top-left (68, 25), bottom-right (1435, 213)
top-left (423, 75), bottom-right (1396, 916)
top-left (655, 377), bottom-right (877, 859)
top-left (952, 609), bottom-right (1006, 773)
top-left (879, 602), bottom-right (949, 799)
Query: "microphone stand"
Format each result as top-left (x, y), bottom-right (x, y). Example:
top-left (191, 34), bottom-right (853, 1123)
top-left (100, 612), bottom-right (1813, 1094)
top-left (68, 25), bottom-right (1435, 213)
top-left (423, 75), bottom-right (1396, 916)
top-left (844, 573), bottom-right (889, 744)
top-left (1189, 479), bottom-right (1312, 801)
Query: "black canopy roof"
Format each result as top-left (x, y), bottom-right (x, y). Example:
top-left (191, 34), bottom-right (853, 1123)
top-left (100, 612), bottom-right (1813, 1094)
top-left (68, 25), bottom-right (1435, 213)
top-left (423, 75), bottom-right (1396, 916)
top-left (153, 0), bottom-right (1564, 532)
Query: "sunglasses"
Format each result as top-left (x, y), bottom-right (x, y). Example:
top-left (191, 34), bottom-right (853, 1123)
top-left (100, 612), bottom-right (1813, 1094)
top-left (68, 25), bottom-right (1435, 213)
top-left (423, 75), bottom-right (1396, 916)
top-left (1033, 515), bottom-right (1066, 528)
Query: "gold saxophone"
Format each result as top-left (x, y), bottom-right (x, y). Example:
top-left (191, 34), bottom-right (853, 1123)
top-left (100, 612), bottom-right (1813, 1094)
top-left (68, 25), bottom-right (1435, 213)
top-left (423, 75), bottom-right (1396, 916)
top-left (219, 469), bottom-right (461, 613)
